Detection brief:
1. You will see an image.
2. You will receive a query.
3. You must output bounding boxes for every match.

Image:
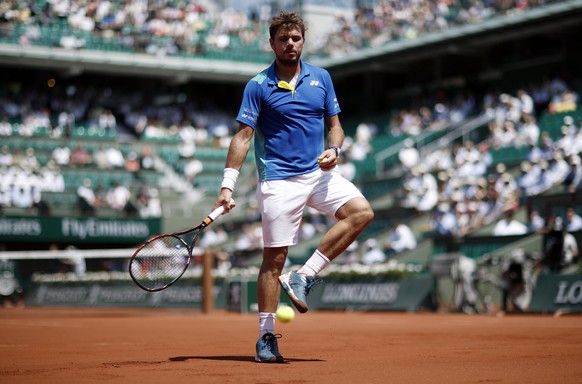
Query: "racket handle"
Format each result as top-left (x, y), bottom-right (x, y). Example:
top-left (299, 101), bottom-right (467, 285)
top-left (208, 205), bottom-right (225, 222)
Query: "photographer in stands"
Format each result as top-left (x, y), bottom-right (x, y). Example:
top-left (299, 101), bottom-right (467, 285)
top-left (542, 215), bottom-right (579, 274)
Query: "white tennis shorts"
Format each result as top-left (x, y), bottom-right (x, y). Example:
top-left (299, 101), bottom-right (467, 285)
top-left (256, 168), bottom-right (364, 247)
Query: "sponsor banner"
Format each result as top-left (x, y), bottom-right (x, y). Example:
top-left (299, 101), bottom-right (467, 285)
top-left (0, 216), bottom-right (160, 244)
top-left (529, 274), bottom-right (582, 313)
top-left (310, 275), bottom-right (434, 311)
top-left (26, 280), bottom-right (225, 309)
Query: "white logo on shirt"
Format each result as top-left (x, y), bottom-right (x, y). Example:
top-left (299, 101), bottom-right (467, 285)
top-left (310, 80), bottom-right (319, 86)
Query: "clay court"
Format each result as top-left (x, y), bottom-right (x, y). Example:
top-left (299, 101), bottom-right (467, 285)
top-left (1, 308), bottom-right (581, 384)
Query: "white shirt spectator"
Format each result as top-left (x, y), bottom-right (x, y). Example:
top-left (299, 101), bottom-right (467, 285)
top-left (493, 211), bottom-right (528, 236)
top-left (139, 188), bottom-right (162, 218)
top-left (563, 233), bottom-right (579, 265)
top-left (77, 180), bottom-right (96, 206)
top-left (52, 145), bottom-right (71, 166)
top-left (0, 119), bottom-right (12, 136)
top-left (361, 239), bottom-right (386, 265)
top-left (42, 167), bottom-right (65, 193)
top-left (106, 183), bottom-right (131, 210)
top-left (99, 110), bottom-right (117, 132)
top-left (386, 223), bottom-right (417, 253)
top-left (93, 144), bottom-right (112, 169)
top-left (417, 169), bottom-right (439, 212)
top-left (528, 210), bottom-right (546, 233)
top-left (106, 144), bottom-right (125, 168)
top-left (399, 139), bottom-right (420, 170)
top-left (547, 154), bottom-right (570, 186)
top-left (12, 186), bottom-right (33, 208)
top-left (518, 89), bottom-right (534, 116)
top-left (565, 208), bottom-right (582, 232)
top-left (0, 146), bottom-right (12, 166)
top-left (519, 117), bottom-right (540, 147)
top-left (184, 158), bottom-right (203, 183)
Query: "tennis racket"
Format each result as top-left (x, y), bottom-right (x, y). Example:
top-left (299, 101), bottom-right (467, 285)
top-left (129, 206), bottom-right (225, 292)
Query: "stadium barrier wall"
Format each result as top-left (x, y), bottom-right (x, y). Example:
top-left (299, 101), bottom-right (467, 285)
top-left (20, 271), bottom-right (582, 313)
top-left (529, 274), bottom-right (582, 313)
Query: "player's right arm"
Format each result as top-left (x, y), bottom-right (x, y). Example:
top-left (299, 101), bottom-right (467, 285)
top-left (215, 123), bottom-right (254, 213)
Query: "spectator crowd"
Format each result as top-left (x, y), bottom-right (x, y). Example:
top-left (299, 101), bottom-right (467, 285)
top-left (0, 0), bottom-right (565, 60)
top-left (0, 1), bottom-right (580, 272)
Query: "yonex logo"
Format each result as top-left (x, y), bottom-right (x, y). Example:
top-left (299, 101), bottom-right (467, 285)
top-left (310, 80), bottom-right (319, 86)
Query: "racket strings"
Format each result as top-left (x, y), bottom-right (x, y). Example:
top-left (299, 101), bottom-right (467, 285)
top-left (130, 235), bottom-right (190, 290)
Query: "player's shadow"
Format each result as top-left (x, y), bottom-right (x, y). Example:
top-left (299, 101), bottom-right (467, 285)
top-left (169, 356), bottom-right (324, 364)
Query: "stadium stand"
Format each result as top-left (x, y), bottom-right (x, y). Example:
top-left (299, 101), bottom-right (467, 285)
top-left (1, 1), bottom-right (582, 310)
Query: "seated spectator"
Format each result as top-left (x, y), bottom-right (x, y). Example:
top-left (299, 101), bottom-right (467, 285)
top-left (361, 238), bottom-right (386, 265)
top-left (548, 88), bottom-right (578, 114)
top-left (77, 178), bottom-right (97, 214)
top-left (17, 148), bottom-right (38, 172)
top-left (139, 146), bottom-right (156, 171)
top-left (565, 155), bottom-right (582, 193)
top-left (106, 143), bottom-right (125, 169)
top-left (565, 207), bottom-right (582, 232)
top-left (398, 138), bottom-right (420, 171)
top-left (548, 150), bottom-right (570, 185)
top-left (70, 144), bottom-right (91, 167)
top-left (416, 165), bottom-right (439, 212)
top-left (0, 117), bottom-right (12, 136)
top-left (124, 151), bottom-right (141, 173)
top-left (384, 220), bottom-right (417, 257)
top-left (11, 185), bottom-right (33, 208)
top-left (542, 216), bottom-right (579, 273)
top-left (137, 187), bottom-right (162, 218)
top-left (492, 207), bottom-right (528, 236)
top-left (52, 144), bottom-right (71, 167)
top-left (41, 164), bottom-right (65, 193)
top-left (0, 146), bottom-right (12, 167)
top-left (183, 157), bottom-right (203, 185)
top-left (528, 209), bottom-right (546, 233)
top-left (106, 181), bottom-right (137, 215)
top-left (93, 143), bottom-right (112, 169)
top-left (524, 160), bottom-right (553, 196)
top-left (98, 109), bottom-right (117, 135)
top-left (517, 114), bottom-right (540, 147)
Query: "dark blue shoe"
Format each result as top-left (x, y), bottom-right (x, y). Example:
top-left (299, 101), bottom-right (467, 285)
top-left (255, 333), bottom-right (284, 363)
top-left (278, 271), bottom-right (322, 313)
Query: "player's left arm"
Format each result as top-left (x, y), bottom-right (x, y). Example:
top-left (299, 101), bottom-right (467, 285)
top-left (318, 114), bottom-right (344, 169)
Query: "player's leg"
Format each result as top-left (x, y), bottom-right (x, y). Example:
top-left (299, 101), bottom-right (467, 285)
top-left (279, 170), bottom-right (374, 312)
top-left (305, 169), bottom-right (373, 264)
top-left (255, 246), bottom-right (287, 363)
top-left (309, 196), bottom-right (374, 264)
top-left (255, 178), bottom-right (307, 363)
top-left (258, 247), bottom-right (287, 316)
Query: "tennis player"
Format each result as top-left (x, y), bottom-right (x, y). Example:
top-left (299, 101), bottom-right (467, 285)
top-left (214, 11), bottom-right (373, 363)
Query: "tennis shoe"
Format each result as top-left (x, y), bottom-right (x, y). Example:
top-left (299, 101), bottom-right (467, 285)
top-left (278, 271), bottom-right (322, 313)
top-left (255, 333), bottom-right (284, 363)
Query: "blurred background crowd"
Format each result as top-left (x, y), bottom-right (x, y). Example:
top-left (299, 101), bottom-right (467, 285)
top-left (0, 0), bottom-right (580, 279)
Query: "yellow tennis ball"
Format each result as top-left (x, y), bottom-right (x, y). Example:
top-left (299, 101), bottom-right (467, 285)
top-left (276, 305), bottom-right (295, 323)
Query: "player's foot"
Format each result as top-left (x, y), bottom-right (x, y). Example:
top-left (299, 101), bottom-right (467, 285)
top-left (278, 271), bottom-right (322, 313)
top-left (255, 333), bottom-right (284, 363)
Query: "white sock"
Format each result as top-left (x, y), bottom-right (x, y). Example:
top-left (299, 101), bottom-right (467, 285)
top-left (297, 249), bottom-right (330, 276)
top-left (259, 312), bottom-right (276, 337)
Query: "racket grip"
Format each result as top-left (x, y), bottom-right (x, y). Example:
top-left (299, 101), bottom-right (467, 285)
top-left (208, 205), bottom-right (225, 221)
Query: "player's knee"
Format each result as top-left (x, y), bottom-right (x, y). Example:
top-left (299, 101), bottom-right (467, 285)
top-left (351, 203), bottom-right (374, 229)
top-left (359, 205), bottom-right (374, 227)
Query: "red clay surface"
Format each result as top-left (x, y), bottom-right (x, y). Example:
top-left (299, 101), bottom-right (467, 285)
top-left (1, 308), bottom-right (581, 384)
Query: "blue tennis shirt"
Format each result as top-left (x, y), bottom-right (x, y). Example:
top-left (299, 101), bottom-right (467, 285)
top-left (237, 60), bottom-right (341, 181)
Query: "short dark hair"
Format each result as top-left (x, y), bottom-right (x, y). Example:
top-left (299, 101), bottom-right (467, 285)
top-left (269, 11), bottom-right (306, 39)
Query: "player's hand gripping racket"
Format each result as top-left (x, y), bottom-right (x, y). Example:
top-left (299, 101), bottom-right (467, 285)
top-left (129, 206), bottom-right (225, 292)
